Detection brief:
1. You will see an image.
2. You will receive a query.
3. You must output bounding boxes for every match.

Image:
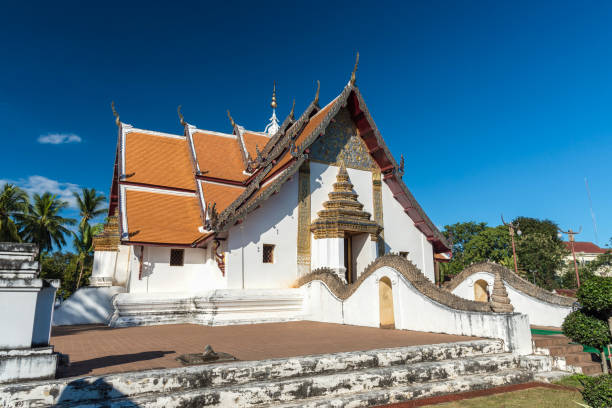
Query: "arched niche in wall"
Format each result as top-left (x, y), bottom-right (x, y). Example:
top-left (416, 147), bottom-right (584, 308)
top-left (474, 279), bottom-right (490, 302)
top-left (379, 276), bottom-right (395, 329)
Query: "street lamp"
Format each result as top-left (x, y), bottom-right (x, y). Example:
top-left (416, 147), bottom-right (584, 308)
top-left (558, 226), bottom-right (582, 288)
top-left (501, 215), bottom-right (521, 275)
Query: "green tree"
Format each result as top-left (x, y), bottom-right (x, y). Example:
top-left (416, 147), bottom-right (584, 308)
top-left (73, 188), bottom-right (106, 229)
top-left (17, 193), bottom-right (76, 252)
top-left (0, 183), bottom-right (28, 242)
top-left (516, 233), bottom-right (567, 289)
top-left (512, 216), bottom-right (560, 242)
top-left (40, 251), bottom-right (80, 299)
top-left (73, 222), bottom-right (103, 290)
top-left (463, 225), bottom-right (513, 267)
top-left (440, 221), bottom-right (488, 279)
top-left (563, 273), bottom-right (612, 374)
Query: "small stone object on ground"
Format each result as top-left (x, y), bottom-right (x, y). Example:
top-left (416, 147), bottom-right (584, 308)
top-left (202, 344), bottom-right (218, 361)
top-left (176, 345), bottom-right (237, 366)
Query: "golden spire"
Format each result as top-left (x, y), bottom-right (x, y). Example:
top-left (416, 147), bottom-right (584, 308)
top-left (270, 81), bottom-right (277, 109)
top-left (227, 109), bottom-right (235, 128)
top-left (350, 52), bottom-right (359, 85)
top-left (111, 101), bottom-right (120, 127)
top-left (314, 80), bottom-right (320, 105)
top-left (177, 105), bottom-right (186, 126)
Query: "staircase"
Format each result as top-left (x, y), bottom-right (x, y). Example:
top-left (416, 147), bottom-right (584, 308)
top-left (532, 334), bottom-right (602, 375)
top-left (1, 339), bottom-right (549, 408)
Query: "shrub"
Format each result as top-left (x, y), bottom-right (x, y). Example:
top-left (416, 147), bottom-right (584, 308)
top-left (578, 276), bottom-right (612, 316)
top-left (562, 310), bottom-right (612, 351)
top-left (579, 374), bottom-right (612, 408)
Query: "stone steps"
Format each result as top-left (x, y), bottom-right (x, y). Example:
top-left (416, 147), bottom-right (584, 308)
top-left (122, 354), bottom-right (521, 407)
top-left (0, 339), bottom-right (541, 408)
top-left (532, 334), bottom-right (602, 376)
top-left (269, 369), bottom-right (534, 408)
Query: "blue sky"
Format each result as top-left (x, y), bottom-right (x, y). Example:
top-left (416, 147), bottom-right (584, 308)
top-left (0, 1), bottom-right (610, 247)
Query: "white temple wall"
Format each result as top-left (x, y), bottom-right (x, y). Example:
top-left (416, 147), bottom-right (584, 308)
top-left (450, 271), bottom-right (572, 327)
top-left (381, 181), bottom-right (435, 281)
top-left (127, 246), bottom-right (225, 294)
top-left (226, 176), bottom-right (299, 289)
top-left (113, 245), bottom-right (132, 286)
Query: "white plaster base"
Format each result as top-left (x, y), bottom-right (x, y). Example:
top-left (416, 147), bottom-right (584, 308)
top-left (0, 347), bottom-right (57, 384)
top-left (109, 289), bottom-right (305, 327)
top-left (53, 286), bottom-right (125, 326)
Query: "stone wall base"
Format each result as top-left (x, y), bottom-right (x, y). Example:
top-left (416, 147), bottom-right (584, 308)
top-left (0, 347), bottom-right (57, 384)
top-left (109, 289), bottom-right (305, 328)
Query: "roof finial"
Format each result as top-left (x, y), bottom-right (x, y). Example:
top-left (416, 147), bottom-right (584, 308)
top-left (227, 109), bottom-right (236, 128)
top-left (314, 80), bottom-right (320, 105)
top-left (289, 99), bottom-right (295, 119)
top-left (264, 82), bottom-right (280, 135)
top-left (270, 81), bottom-right (277, 109)
top-left (177, 105), bottom-right (186, 126)
top-left (350, 52), bottom-right (359, 85)
top-left (111, 101), bottom-right (120, 127)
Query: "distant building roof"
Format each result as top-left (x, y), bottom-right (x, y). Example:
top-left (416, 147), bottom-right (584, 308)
top-left (564, 241), bottom-right (610, 254)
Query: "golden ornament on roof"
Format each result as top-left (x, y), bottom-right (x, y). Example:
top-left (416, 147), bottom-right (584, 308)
top-left (271, 81), bottom-right (277, 109)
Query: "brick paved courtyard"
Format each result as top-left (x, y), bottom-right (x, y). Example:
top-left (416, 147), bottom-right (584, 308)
top-left (51, 321), bottom-right (481, 378)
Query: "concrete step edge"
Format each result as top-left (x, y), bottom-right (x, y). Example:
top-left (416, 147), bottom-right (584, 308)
top-left (0, 340), bottom-right (506, 407)
top-left (263, 369), bottom-right (535, 408)
top-left (102, 354), bottom-right (520, 408)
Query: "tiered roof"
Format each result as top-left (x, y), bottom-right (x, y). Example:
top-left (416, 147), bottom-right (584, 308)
top-left (108, 64), bottom-right (451, 254)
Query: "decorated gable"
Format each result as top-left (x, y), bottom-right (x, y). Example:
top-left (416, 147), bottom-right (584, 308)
top-left (309, 108), bottom-right (377, 171)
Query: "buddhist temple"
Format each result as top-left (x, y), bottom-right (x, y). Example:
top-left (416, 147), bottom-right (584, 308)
top-left (84, 57), bottom-right (455, 327)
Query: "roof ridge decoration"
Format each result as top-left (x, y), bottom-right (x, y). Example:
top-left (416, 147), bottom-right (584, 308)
top-left (111, 101), bottom-right (120, 127)
top-left (177, 105), bottom-right (187, 126)
top-left (226, 109), bottom-right (250, 168)
top-left (350, 52), bottom-right (359, 86)
top-left (310, 163), bottom-right (380, 239)
top-left (257, 80), bottom-right (322, 166)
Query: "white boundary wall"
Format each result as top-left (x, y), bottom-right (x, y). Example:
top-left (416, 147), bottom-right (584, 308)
top-left (450, 271), bottom-right (573, 327)
top-left (303, 266), bottom-right (532, 355)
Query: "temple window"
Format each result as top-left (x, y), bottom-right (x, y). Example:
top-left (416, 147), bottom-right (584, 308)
top-left (263, 244), bottom-right (275, 264)
top-left (170, 249), bottom-right (185, 266)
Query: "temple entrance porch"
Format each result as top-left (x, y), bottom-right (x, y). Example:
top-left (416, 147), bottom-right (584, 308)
top-left (50, 321), bottom-right (481, 378)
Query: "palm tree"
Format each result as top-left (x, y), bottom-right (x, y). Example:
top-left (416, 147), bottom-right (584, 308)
top-left (0, 183), bottom-right (28, 242)
top-left (73, 222), bottom-right (103, 289)
top-left (73, 188), bottom-right (106, 229)
top-left (18, 193), bottom-right (76, 252)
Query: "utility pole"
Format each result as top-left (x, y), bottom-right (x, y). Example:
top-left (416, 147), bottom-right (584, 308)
top-left (501, 215), bottom-right (521, 275)
top-left (558, 227), bottom-right (582, 288)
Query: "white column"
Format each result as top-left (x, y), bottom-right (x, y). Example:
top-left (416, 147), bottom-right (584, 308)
top-left (312, 238), bottom-right (346, 283)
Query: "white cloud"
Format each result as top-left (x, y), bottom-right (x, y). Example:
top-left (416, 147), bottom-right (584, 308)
top-left (38, 133), bottom-right (82, 144)
top-left (0, 176), bottom-right (81, 208)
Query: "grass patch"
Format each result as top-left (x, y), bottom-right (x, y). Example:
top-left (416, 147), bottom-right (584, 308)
top-left (554, 374), bottom-right (586, 390)
top-left (424, 387), bottom-right (584, 407)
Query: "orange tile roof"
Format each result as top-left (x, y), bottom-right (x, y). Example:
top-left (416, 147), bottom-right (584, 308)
top-left (124, 132), bottom-right (195, 190)
top-left (565, 241), bottom-right (610, 254)
top-left (264, 99), bottom-right (337, 180)
top-left (200, 181), bottom-right (245, 213)
top-left (295, 98), bottom-right (337, 146)
top-left (243, 131), bottom-right (271, 161)
top-left (192, 132), bottom-right (247, 181)
top-left (125, 189), bottom-right (204, 245)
